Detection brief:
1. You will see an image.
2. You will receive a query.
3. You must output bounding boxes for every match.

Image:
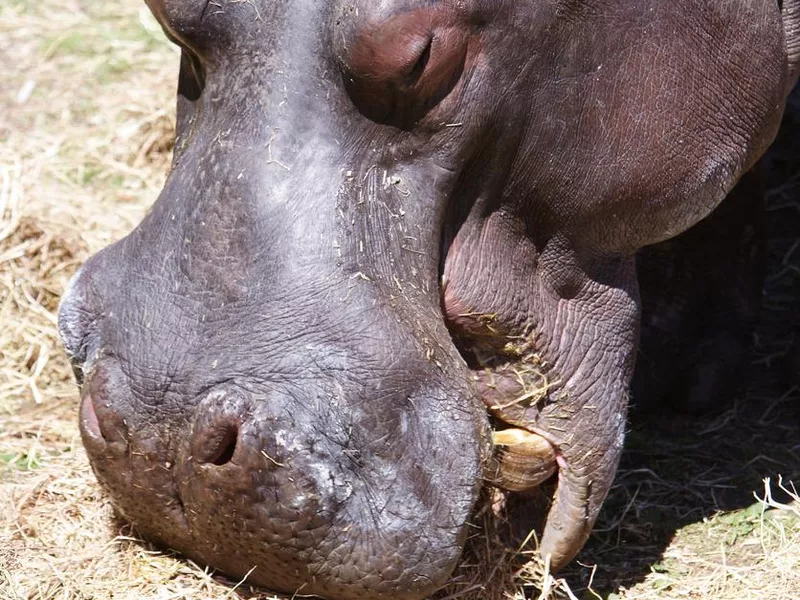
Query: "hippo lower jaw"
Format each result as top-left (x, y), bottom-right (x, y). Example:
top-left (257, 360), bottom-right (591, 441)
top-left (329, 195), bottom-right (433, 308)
top-left (442, 226), bottom-right (635, 570)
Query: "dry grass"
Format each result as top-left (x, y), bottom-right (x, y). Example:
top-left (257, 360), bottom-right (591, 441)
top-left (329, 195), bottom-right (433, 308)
top-left (1, 1), bottom-right (798, 599)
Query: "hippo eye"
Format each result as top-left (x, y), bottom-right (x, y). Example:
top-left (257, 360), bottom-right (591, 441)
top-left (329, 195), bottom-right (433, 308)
top-left (338, 9), bottom-right (468, 128)
top-left (407, 37), bottom-right (432, 82)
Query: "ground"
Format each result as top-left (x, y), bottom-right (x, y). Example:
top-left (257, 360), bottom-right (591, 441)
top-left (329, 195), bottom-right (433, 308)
top-left (1, 2), bottom-right (798, 599)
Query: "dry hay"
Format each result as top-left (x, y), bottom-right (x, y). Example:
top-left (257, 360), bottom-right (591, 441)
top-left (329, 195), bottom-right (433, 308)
top-left (2, 1), bottom-right (799, 599)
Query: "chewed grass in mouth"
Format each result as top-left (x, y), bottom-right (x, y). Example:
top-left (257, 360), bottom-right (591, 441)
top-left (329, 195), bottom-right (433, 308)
top-left (431, 480), bottom-right (571, 600)
top-left (457, 325), bottom-right (563, 497)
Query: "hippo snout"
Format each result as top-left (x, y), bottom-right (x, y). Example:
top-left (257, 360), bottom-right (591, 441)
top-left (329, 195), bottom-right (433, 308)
top-left (68, 323), bottom-right (487, 600)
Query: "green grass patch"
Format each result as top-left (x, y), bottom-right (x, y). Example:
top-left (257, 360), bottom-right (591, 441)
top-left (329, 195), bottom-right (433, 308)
top-left (1, 450), bottom-right (45, 471)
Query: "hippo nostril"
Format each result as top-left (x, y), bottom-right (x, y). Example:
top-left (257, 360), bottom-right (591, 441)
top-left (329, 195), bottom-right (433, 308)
top-left (203, 424), bottom-right (238, 466)
top-left (191, 388), bottom-right (252, 467)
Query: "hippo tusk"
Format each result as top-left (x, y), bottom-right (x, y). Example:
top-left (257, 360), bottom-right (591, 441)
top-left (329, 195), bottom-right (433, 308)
top-left (492, 428), bottom-right (557, 492)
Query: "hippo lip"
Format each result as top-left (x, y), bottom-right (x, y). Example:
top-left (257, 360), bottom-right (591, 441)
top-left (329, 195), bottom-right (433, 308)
top-left (79, 393), bottom-right (103, 444)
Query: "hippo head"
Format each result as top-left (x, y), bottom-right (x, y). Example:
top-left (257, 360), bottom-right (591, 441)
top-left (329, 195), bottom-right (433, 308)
top-left (58, 1), bottom-right (791, 598)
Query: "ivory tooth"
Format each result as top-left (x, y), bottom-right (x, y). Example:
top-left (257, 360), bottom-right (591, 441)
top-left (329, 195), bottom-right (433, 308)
top-left (493, 428), bottom-right (551, 450)
top-left (492, 427), bottom-right (556, 492)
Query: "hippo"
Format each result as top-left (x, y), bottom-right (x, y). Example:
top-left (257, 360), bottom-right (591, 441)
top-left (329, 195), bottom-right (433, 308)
top-left (57, 1), bottom-right (800, 598)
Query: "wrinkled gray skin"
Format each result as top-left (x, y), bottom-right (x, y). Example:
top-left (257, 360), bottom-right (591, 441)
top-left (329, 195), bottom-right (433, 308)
top-left (58, 1), bottom-right (799, 599)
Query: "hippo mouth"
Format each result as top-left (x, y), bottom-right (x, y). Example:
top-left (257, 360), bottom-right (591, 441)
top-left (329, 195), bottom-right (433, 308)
top-left (453, 326), bottom-right (562, 495)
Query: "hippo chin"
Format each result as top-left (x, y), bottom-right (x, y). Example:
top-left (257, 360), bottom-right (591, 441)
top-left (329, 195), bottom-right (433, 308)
top-left (58, 1), bottom-right (799, 598)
